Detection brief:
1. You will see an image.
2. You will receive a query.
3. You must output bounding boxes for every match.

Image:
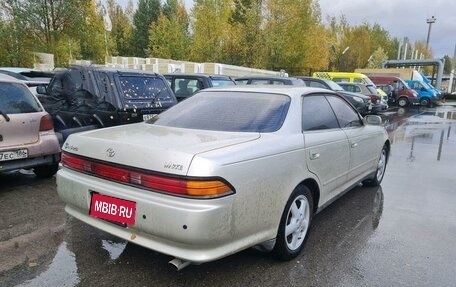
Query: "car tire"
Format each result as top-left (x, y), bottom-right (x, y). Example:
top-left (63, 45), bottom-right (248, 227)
top-left (397, 97), bottom-right (409, 107)
top-left (420, 98), bottom-right (430, 107)
top-left (33, 163), bottom-right (59, 178)
top-left (363, 145), bottom-right (388, 187)
top-left (273, 186), bottom-right (313, 261)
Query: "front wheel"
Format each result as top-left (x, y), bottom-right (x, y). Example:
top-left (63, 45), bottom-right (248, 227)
top-left (273, 186), bottom-right (313, 261)
top-left (363, 145), bottom-right (388, 187)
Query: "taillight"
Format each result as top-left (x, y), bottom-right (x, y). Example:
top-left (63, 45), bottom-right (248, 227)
top-left (369, 95), bottom-right (377, 104)
top-left (39, 114), bottom-right (54, 131)
top-left (61, 152), bottom-right (234, 198)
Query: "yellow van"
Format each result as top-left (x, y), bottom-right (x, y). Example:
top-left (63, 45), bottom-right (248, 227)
top-left (313, 72), bottom-right (387, 97)
top-left (313, 72), bottom-right (375, 85)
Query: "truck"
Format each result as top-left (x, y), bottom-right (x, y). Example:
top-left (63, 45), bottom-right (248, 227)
top-left (356, 68), bottom-right (439, 106)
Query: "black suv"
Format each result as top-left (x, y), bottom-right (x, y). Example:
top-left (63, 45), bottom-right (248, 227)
top-left (37, 66), bottom-right (177, 143)
top-left (163, 73), bottom-right (236, 102)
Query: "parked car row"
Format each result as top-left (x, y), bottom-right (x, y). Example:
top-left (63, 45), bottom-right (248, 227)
top-left (1, 67), bottom-right (393, 179)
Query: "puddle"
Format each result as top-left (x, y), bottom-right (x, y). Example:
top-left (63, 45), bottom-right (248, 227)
top-left (16, 242), bottom-right (79, 287)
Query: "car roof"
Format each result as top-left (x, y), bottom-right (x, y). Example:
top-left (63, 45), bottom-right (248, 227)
top-left (235, 76), bottom-right (298, 80)
top-left (68, 65), bottom-right (160, 76)
top-left (202, 85), bottom-right (337, 99)
top-left (163, 73), bottom-right (233, 79)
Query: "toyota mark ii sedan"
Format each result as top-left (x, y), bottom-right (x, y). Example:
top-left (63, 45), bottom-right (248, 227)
top-left (57, 86), bottom-right (389, 268)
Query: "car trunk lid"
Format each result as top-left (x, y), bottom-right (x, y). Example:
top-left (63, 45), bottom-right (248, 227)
top-left (0, 113), bottom-right (42, 148)
top-left (62, 123), bottom-right (260, 175)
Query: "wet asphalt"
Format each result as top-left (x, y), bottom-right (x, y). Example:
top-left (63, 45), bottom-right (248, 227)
top-left (1, 105), bottom-right (456, 287)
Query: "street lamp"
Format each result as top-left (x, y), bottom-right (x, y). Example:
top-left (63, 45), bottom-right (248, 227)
top-left (426, 16), bottom-right (436, 51)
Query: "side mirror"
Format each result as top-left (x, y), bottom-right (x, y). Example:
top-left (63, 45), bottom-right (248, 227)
top-left (421, 87), bottom-right (426, 91)
top-left (36, 85), bottom-right (47, 95)
top-left (364, 115), bottom-right (382, 126)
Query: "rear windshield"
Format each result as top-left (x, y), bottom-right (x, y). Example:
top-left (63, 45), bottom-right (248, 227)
top-left (0, 83), bottom-right (42, 114)
top-left (119, 76), bottom-right (174, 102)
top-left (151, 91), bottom-right (290, 132)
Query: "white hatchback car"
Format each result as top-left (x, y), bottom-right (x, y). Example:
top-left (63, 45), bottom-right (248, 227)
top-left (0, 74), bottom-right (60, 177)
top-left (57, 86), bottom-right (389, 268)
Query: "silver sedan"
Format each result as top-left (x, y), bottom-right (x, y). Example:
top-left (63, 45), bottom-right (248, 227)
top-left (57, 86), bottom-right (389, 269)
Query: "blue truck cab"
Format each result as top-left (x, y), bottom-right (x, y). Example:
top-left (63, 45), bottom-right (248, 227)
top-left (405, 80), bottom-right (438, 106)
top-left (419, 71), bottom-right (443, 100)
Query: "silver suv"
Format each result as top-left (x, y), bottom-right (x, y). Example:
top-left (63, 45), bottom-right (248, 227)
top-left (0, 74), bottom-right (60, 177)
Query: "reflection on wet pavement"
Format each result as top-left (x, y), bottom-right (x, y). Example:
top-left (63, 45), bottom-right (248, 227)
top-left (101, 240), bottom-right (127, 261)
top-left (16, 242), bottom-right (79, 287)
top-left (382, 106), bottom-right (456, 162)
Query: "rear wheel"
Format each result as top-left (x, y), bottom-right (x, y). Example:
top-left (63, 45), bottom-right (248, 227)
top-left (33, 163), bottom-right (59, 178)
top-left (363, 145), bottom-right (388, 187)
top-left (397, 97), bottom-right (409, 107)
top-left (273, 186), bottom-right (313, 260)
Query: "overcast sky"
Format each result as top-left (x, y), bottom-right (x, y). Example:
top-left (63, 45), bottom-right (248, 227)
top-left (117, 0), bottom-right (455, 58)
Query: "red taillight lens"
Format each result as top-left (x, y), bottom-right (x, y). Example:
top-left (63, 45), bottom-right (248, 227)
top-left (39, 114), bottom-right (54, 131)
top-left (61, 152), bottom-right (233, 198)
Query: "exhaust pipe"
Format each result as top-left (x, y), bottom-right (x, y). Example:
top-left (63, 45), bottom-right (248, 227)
top-left (169, 258), bottom-right (191, 271)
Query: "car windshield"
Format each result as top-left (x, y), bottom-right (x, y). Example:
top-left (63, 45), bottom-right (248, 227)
top-left (211, 78), bottom-right (236, 87)
top-left (0, 82), bottom-right (42, 114)
top-left (151, 91), bottom-right (290, 132)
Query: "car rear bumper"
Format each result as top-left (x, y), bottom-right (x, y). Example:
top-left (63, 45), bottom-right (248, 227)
top-left (56, 168), bottom-right (263, 263)
top-left (0, 153), bottom-right (60, 172)
top-left (0, 132), bottom-right (61, 172)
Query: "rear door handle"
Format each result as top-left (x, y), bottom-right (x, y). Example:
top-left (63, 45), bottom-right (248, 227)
top-left (351, 142), bottom-right (358, 148)
top-left (310, 152), bottom-right (320, 160)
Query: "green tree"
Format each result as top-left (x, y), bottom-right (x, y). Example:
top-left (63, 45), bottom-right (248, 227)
top-left (443, 55), bottom-right (452, 74)
top-left (190, 0), bottom-right (233, 63)
top-left (148, 2), bottom-right (190, 60)
top-left (107, 0), bottom-right (133, 56)
top-left (263, 0), bottom-right (327, 74)
top-left (226, 0), bottom-right (266, 67)
top-left (131, 0), bottom-right (161, 57)
top-left (367, 47), bottom-right (388, 68)
top-left (0, 15), bottom-right (34, 66)
top-left (78, 1), bottom-right (106, 63)
top-left (1, 0), bottom-right (86, 66)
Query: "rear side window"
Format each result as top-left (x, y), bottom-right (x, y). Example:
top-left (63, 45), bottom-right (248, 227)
top-left (302, 95), bottom-right (339, 131)
top-left (119, 76), bottom-right (173, 102)
top-left (152, 92), bottom-right (290, 132)
top-left (326, 96), bottom-right (362, 128)
top-left (0, 83), bottom-right (42, 114)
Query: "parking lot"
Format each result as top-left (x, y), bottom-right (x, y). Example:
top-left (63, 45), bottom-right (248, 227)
top-left (1, 105), bottom-right (456, 287)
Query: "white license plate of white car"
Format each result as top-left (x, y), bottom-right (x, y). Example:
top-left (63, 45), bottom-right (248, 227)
top-left (143, 114), bottom-right (158, 121)
top-left (0, 149), bottom-right (28, 161)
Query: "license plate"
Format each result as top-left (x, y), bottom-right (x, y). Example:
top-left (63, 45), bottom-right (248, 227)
top-left (143, 114), bottom-right (157, 121)
top-left (0, 149), bottom-right (28, 162)
top-left (90, 193), bottom-right (136, 225)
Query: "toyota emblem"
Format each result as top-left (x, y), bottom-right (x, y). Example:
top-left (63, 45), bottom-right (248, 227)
top-left (106, 148), bottom-right (116, 158)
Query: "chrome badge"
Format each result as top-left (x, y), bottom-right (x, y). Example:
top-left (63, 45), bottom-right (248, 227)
top-left (106, 148), bottom-right (116, 158)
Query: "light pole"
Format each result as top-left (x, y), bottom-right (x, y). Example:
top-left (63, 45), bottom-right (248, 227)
top-left (426, 16), bottom-right (436, 51)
